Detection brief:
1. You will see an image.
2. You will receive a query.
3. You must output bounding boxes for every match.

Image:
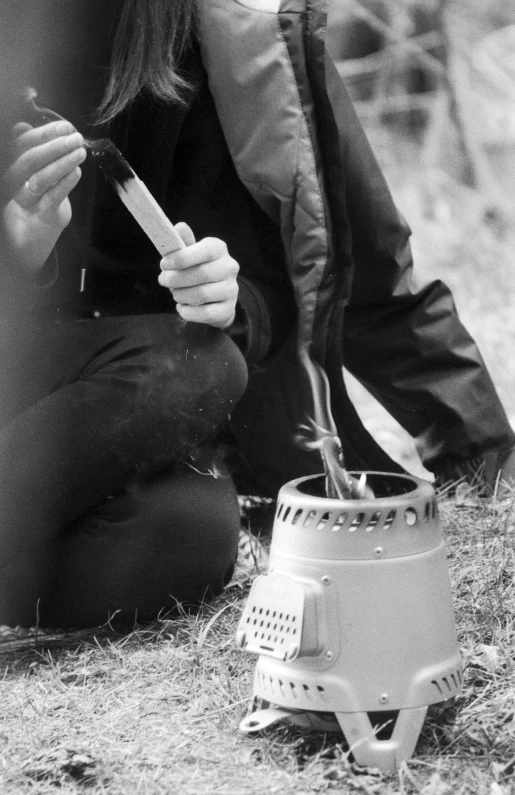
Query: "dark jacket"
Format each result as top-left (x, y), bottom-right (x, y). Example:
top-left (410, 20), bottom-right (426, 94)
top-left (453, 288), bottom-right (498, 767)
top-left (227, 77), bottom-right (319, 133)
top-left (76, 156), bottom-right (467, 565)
top-left (3, 0), bottom-right (514, 496)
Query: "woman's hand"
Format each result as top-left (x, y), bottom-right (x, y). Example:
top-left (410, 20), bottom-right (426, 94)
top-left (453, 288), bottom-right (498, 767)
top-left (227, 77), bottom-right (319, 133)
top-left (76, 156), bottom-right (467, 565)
top-left (2, 120), bottom-right (87, 275)
top-left (158, 222), bottom-right (239, 329)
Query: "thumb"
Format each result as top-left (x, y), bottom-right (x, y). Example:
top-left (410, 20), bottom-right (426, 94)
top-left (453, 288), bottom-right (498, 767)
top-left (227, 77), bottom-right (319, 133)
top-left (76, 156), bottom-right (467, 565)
top-left (12, 122), bottom-right (33, 139)
top-left (175, 221), bottom-right (196, 247)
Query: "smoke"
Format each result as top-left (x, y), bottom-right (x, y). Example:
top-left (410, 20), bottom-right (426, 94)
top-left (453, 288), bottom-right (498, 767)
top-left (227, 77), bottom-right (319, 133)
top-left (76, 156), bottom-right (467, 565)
top-left (295, 351), bottom-right (372, 500)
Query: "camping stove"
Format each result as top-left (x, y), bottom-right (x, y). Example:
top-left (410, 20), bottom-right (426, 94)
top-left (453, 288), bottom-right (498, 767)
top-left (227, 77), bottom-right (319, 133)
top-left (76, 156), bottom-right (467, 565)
top-left (236, 472), bottom-right (462, 772)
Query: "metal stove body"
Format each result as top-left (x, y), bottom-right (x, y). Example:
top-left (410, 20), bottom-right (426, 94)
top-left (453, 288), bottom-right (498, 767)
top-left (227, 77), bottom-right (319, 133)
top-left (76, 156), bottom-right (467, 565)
top-left (236, 472), bottom-right (462, 772)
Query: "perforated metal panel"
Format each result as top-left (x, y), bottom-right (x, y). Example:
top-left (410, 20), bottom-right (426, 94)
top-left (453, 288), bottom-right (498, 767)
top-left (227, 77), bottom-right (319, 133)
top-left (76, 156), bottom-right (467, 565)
top-left (255, 668), bottom-right (330, 708)
top-left (271, 474), bottom-right (442, 560)
top-left (236, 573), bottom-right (315, 662)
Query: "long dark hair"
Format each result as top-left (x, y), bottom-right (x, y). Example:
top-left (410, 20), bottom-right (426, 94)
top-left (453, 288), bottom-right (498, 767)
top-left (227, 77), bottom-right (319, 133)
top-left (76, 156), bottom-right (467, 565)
top-left (96, 0), bottom-right (195, 123)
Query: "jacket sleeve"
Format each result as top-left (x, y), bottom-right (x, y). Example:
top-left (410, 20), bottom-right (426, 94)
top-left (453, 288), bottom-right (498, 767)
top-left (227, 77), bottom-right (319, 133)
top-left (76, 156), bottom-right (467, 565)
top-left (229, 271), bottom-right (296, 364)
top-left (229, 276), bottom-right (271, 363)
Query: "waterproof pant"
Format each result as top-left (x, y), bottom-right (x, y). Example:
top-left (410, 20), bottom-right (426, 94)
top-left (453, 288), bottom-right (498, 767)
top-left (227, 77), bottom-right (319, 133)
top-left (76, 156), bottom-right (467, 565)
top-left (0, 314), bottom-right (248, 628)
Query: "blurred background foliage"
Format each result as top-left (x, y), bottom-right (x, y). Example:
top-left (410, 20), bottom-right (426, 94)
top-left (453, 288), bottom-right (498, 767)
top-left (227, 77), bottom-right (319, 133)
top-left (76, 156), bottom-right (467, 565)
top-left (328, 0), bottom-right (515, 475)
top-left (327, 0), bottom-right (515, 223)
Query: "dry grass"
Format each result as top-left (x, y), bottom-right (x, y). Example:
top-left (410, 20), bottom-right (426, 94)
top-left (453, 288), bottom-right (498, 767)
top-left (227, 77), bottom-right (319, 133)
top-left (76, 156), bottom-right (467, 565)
top-left (1, 142), bottom-right (514, 795)
top-left (0, 487), bottom-right (515, 795)
top-left (2, 200), bottom-right (513, 792)
top-left (2, 102), bottom-right (515, 795)
top-left (2, 5), bottom-right (515, 793)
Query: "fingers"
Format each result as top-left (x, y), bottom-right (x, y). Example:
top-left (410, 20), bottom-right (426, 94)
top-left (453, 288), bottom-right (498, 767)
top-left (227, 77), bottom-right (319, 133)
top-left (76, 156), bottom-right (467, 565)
top-left (160, 236), bottom-right (238, 275)
top-left (6, 122), bottom-right (86, 196)
top-left (40, 166), bottom-right (83, 210)
top-left (165, 276), bottom-right (239, 308)
top-left (12, 120), bottom-right (76, 154)
top-left (19, 146), bottom-right (86, 204)
top-left (176, 300), bottom-right (237, 329)
top-left (175, 221), bottom-right (196, 248)
top-left (158, 234), bottom-right (239, 329)
top-left (158, 257), bottom-right (237, 290)
top-left (158, 238), bottom-right (239, 296)
top-left (12, 122), bottom-right (33, 138)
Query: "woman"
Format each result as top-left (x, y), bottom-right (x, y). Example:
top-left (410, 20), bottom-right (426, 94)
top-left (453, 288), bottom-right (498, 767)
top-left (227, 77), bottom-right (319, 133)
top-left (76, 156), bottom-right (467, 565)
top-left (1, 0), bottom-right (513, 628)
top-left (0, 0), bottom-right (254, 628)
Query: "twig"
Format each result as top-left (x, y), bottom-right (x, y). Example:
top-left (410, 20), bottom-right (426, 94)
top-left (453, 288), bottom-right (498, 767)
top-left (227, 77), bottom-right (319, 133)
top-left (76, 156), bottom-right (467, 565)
top-left (185, 698), bottom-right (249, 726)
top-left (0, 629), bottom-right (99, 655)
top-left (347, 0), bottom-right (447, 77)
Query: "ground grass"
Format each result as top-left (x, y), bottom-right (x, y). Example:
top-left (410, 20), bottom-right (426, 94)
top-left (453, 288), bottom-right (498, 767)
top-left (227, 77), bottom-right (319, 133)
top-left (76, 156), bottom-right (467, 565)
top-left (3, 174), bottom-right (515, 793)
top-left (2, 113), bottom-right (514, 795)
top-left (2, 5), bottom-right (515, 793)
top-left (1, 210), bottom-right (514, 792)
top-left (0, 487), bottom-right (514, 794)
top-left (2, 95), bottom-right (515, 795)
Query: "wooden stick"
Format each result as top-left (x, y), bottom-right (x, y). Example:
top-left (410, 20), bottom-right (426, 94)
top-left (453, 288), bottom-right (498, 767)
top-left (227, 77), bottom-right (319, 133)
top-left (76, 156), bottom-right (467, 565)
top-left (23, 91), bottom-right (184, 258)
top-left (88, 139), bottom-right (185, 257)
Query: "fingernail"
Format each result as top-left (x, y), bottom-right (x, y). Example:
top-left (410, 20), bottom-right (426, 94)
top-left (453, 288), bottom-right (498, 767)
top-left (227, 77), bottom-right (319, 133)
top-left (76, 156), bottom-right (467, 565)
top-left (71, 146), bottom-right (87, 163)
top-left (56, 121), bottom-right (74, 136)
top-left (65, 132), bottom-right (84, 150)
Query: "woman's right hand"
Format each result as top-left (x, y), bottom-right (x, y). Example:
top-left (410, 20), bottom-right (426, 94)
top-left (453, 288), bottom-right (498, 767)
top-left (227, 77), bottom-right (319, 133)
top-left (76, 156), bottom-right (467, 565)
top-left (2, 120), bottom-right (87, 276)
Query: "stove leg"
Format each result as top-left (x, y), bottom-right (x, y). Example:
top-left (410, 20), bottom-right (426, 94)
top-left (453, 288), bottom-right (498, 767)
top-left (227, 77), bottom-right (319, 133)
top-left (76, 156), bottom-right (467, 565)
top-left (335, 706), bottom-right (428, 772)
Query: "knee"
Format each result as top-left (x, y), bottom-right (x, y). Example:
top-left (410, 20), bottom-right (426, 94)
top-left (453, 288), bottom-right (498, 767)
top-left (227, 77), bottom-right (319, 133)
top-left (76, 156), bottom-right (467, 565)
top-left (139, 322), bottom-right (248, 429)
top-left (39, 467), bottom-right (241, 628)
top-left (175, 324), bottom-right (248, 414)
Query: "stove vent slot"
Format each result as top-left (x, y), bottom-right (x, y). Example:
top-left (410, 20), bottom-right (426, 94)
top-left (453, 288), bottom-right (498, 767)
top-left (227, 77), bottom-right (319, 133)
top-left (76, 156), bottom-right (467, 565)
top-left (303, 510), bottom-right (317, 528)
top-left (349, 512), bottom-right (365, 532)
top-left (332, 512), bottom-right (347, 531)
top-left (317, 512), bottom-right (330, 530)
top-left (431, 667), bottom-right (462, 696)
top-left (405, 508), bottom-right (418, 527)
top-left (256, 670), bottom-right (328, 705)
top-left (383, 510), bottom-right (396, 530)
top-left (365, 511), bottom-right (381, 532)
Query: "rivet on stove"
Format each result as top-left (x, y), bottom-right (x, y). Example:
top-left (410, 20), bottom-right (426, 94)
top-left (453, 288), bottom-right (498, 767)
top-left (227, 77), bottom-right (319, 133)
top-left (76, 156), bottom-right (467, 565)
top-left (321, 575), bottom-right (331, 585)
top-left (374, 547), bottom-right (383, 557)
top-left (325, 651), bottom-right (334, 660)
top-left (379, 693), bottom-right (389, 704)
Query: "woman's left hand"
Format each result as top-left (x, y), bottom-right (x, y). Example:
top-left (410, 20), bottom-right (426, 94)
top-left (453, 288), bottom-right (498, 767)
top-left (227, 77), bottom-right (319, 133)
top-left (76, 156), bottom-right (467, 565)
top-left (158, 222), bottom-right (239, 329)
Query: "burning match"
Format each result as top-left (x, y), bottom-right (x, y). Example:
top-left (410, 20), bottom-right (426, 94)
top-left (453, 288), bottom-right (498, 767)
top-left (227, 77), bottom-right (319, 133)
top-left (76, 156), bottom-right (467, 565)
top-left (23, 88), bottom-right (185, 259)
